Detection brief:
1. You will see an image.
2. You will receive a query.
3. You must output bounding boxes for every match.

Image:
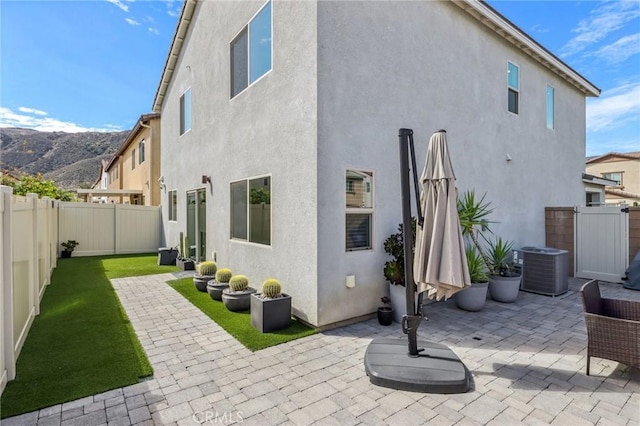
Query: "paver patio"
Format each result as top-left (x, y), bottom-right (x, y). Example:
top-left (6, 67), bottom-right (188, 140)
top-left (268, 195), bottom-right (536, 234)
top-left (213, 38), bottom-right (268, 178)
top-left (3, 274), bottom-right (639, 425)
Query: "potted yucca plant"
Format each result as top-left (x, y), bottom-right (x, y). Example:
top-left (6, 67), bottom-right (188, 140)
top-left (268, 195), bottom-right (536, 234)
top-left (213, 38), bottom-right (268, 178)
top-left (250, 279), bottom-right (292, 332)
top-left (207, 268), bottom-right (232, 301)
top-left (455, 246), bottom-right (489, 311)
top-left (193, 260), bottom-right (217, 292)
top-left (221, 274), bottom-right (256, 312)
top-left (487, 237), bottom-right (521, 303)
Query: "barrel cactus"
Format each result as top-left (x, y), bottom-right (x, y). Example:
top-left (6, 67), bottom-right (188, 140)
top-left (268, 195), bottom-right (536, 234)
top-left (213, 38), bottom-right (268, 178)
top-left (215, 268), bottom-right (232, 284)
top-left (197, 261), bottom-right (217, 276)
top-left (229, 275), bottom-right (249, 291)
top-left (261, 279), bottom-right (282, 298)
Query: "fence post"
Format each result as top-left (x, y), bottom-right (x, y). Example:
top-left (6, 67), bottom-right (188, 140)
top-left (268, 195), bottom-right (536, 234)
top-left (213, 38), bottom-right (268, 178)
top-left (27, 193), bottom-right (40, 316)
top-left (114, 203), bottom-right (121, 254)
top-left (1, 186), bottom-right (15, 387)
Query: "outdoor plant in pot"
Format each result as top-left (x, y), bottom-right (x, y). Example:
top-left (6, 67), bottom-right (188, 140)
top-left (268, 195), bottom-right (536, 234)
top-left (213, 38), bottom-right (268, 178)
top-left (455, 246), bottom-right (489, 311)
top-left (383, 218), bottom-right (418, 323)
top-left (193, 260), bottom-right (217, 292)
top-left (487, 237), bottom-right (521, 303)
top-left (221, 274), bottom-right (256, 312)
top-left (251, 278), bottom-right (292, 333)
top-left (176, 232), bottom-right (195, 271)
top-left (61, 240), bottom-right (79, 258)
top-left (207, 268), bottom-right (232, 301)
top-left (377, 296), bottom-right (394, 326)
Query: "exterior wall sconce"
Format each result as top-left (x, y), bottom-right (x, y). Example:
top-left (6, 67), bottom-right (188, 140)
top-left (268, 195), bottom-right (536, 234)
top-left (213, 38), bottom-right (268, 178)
top-left (202, 175), bottom-right (211, 184)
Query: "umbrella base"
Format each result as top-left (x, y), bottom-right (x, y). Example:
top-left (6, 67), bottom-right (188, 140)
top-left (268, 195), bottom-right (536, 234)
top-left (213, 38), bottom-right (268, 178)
top-left (364, 338), bottom-right (470, 393)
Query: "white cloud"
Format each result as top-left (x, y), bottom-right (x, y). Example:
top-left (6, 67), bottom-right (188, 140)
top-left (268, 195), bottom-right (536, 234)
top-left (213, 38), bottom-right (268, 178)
top-left (167, 9), bottom-right (179, 18)
top-left (18, 106), bottom-right (48, 116)
top-left (587, 83), bottom-right (640, 132)
top-left (560, 1), bottom-right (640, 57)
top-left (595, 33), bottom-right (640, 63)
top-left (148, 27), bottom-right (160, 35)
top-left (0, 107), bottom-right (122, 133)
top-left (530, 24), bottom-right (549, 34)
top-left (106, 0), bottom-right (129, 13)
top-left (125, 17), bottom-right (140, 26)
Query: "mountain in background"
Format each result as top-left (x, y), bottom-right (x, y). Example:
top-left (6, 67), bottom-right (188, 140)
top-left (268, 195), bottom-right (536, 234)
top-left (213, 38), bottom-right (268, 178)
top-left (0, 128), bottom-right (128, 189)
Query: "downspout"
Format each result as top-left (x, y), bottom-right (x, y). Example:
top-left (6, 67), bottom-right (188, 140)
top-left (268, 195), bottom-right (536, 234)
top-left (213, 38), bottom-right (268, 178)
top-left (140, 119), bottom-right (151, 206)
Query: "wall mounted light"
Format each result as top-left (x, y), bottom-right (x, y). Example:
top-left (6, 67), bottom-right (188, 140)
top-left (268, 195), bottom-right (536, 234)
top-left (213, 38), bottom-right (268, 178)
top-left (202, 175), bottom-right (211, 184)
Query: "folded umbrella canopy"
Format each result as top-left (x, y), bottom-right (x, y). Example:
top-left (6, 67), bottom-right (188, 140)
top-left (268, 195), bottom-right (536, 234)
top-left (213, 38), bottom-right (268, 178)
top-left (413, 130), bottom-right (470, 300)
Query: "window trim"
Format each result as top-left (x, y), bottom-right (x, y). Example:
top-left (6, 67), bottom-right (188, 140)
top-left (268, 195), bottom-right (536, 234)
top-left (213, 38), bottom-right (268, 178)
top-left (229, 0), bottom-right (273, 99)
top-left (230, 174), bottom-right (272, 247)
top-left (139, 139), bottom-right (145, 164)
top-left (345, 169), bottom-right (374, 252)
top-left (180, 87), bottom-right (192, 136)
top-left (546, 85), bottom-right (555, 130)
top-left (131, 149), bottom-right (136, 170)
top-left (507, 61), bottom-right (520, 115)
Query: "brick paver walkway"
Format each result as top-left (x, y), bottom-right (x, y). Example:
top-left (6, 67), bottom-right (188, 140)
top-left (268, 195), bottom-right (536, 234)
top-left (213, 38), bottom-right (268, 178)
top-left (3, 275), bottom-right (639, 425)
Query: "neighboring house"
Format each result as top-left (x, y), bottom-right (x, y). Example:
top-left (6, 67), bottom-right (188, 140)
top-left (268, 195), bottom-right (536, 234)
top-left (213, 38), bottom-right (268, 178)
top-left (81, 113), bottom-right (162, 206)
top-left (582, 173), bottom-right (619, 206)
top-left (153, 0), bottom-right (599, 328)
top-left (86, 159), bottom-right (110, 203)
top-left (586, 152), bottom-right (640, 206)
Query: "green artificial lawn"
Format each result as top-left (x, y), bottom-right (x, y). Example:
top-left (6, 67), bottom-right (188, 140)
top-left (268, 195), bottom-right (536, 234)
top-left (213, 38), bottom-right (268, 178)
top-left (1, 254), bottom-right (180, 419)
top-left (167, 278), bottom-right (316, 351)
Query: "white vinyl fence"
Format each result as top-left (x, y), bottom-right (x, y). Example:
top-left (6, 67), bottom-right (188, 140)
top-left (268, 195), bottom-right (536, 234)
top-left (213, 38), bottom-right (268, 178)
top-left (1, 186), bottom-right (162, 395)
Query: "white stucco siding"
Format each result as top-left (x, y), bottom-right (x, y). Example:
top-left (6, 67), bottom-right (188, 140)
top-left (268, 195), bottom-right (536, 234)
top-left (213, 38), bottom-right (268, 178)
top-left (160, 1), bottom-right (320, 324)
top-left (316, 1), bottom-right (589, 325)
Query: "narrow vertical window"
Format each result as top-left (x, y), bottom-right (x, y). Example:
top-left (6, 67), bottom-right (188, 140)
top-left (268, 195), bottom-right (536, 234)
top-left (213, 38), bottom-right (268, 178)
top-left (131, 149), bottom-right (136, 170)
top-left (169, 190), bottom-right (177, 221)
top-left (139, 140), bottom-right (145, 164)
top-left (346, 170), bottom-right (373, 251)
top-left (180, 88), bottom-right (191, 135)
top-left (507, 62), bottom-right (519, 114)
top-left (546, 85), bottom-right (555, 129)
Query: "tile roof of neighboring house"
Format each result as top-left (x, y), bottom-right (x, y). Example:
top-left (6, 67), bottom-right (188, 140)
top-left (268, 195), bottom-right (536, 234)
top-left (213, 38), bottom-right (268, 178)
top-left (105, 113), bottom-right (160, 172)
top-left (586, 151), bottom-right (640, 164)
top-left (605, 188), bottom-right (640, 200)
top-left (582, 172), bottom-right (619, 187)
top-left (152, 0), bottom-right (600, 113)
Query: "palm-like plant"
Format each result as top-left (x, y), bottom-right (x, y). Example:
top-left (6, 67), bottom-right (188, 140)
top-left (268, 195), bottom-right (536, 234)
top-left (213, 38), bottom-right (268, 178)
top-left (486, 237), bottom-right (515, 276)
top-left (457, 190), bottom-right (494, 272)
top-left (465, 246), bottom-right (489, 283)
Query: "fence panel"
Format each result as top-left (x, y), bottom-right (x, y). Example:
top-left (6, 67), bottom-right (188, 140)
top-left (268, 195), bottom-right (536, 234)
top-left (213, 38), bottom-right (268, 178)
top-left (115, 205), bottom-right (162, 254)
top-left (11, 195), bottom-right (36, 366)
top-left (0, 188), bottom-right (7, 393)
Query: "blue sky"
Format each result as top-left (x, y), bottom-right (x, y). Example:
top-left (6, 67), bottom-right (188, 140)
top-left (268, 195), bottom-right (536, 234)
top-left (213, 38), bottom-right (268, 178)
top-left (1, 1), bottom-right (638, 156)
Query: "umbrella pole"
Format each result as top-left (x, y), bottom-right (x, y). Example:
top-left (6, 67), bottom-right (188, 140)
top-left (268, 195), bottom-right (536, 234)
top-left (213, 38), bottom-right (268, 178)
top-left (398, 128), bottom-right (422, 357)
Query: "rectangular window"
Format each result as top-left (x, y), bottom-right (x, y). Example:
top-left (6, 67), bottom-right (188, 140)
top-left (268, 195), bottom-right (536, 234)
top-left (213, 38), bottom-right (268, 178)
top-left (131, 149), bottom-right (136, 170)
top-left (139, 140), bottom-right (145, 164)
top-left (168, 190), bottom-right (177, 221)
top-left (230, 1), bottom-right (272, 98)
top-left (346, 170), bottom-right (373, 251)
top-left (546, 85), bottom-right (555, 129)
top-left (507, 62), bottom-right (519, 114)
top-left (180, 88), bottom-right (191, 135)
top-left (230, 176), bottom-right (271, 245)
top-left (602, 172), bottom-right (623, 186)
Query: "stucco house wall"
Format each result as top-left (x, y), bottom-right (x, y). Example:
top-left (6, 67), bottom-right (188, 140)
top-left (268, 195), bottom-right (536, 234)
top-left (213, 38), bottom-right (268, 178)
top-left (314, 0), bottom-right (591, 326)
top-left (586, 154), bottom-right (640, 205)
top-left (158, 1), bottom-right (320, 324)
top-left (156, 0), bottom-right (597, 328)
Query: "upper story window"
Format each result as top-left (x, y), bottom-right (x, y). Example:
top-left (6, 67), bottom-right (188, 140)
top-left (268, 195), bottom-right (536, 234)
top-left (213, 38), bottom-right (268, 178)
top-left (602, 172), bottom-right (623, 187)
top-left (546, 85), bottom-right (555, 130)
top-left (230, 175), bottom-right (271, 245)
top-left (507, 62), bottom-right (519, 114)
top-left (139, 140), bottom-right (145, 164)
top-left (180, 88), bottom-right (192, 135)
top-left (230, 1), bottom-right (272, 98)
top-left (131, 149), bottom-right (136, 170)
top-left (346, 170), bottom-right (373, 251)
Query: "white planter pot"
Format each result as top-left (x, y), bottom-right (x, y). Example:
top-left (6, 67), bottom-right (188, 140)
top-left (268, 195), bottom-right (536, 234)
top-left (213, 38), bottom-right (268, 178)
top-left (489, 274), bottom-right (522, 303)
top-left (455, 282), bottom-right (488, 312)
top-left (389, 283), bottom-right (418, 323)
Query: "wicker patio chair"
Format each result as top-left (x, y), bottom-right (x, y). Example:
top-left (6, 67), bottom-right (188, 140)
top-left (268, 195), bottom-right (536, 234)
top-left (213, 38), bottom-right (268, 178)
top-left (580, 279), bottom-right (640, 375)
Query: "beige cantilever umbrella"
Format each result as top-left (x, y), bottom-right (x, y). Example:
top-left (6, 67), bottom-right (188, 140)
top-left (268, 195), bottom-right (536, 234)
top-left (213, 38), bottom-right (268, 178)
top-left (413, 130), bottom-right (470, 301)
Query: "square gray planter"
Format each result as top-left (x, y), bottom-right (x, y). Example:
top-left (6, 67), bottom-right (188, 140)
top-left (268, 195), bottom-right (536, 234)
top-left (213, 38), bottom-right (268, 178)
top-left (250, 293), bottom-right (291, 333)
